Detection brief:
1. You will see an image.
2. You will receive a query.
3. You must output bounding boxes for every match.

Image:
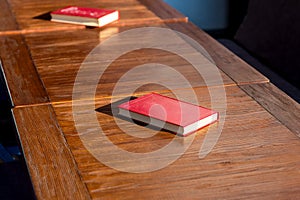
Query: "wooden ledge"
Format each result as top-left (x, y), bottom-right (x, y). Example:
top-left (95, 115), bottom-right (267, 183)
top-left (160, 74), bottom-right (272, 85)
top-left (240, 82), bottom-right (300, 137)
top-left (0, 34), bottom-right (49, 107)
top-left (12, 104), bottom-right (91, 200)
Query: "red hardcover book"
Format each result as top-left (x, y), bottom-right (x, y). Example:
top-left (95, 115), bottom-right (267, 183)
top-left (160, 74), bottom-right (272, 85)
top-left (50, 6), bottom-right (119, 27)
top-left (118, 93), bottom-right (219, 136)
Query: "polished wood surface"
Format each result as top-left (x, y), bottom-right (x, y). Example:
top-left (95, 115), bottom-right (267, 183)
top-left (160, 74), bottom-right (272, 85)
top-left (167, 22), bottom-right (269, 85)
top-left (1, 2), bottom-right (268, 106)
top-left (0, 34), bottom-right (49, 106)
top-left (24, 26), bottom-right (235, 103)
top-left (0, 0), bottom-right (188, 107)
top-left (2, 0), bottom-right (187, 35)
top-left (13, 86), bottom-right (300, 199)
top-left (3, 0), bottom-right (300, 199)
top-left (12, 104), bottom-right (91, 200)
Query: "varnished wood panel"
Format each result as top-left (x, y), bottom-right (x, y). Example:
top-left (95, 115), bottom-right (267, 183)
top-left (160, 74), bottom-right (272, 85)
top-left (241, 83), bottom-right (300, 137)
top-left (51, 86), bottom-right (300, 199)
top-left (0, 35), bottom-right (49, 106)
top-left (24, 26), bottom-right (234, 103)
top-left (4, 0), bottom-right (187, 34)
top-left (12, 104), bottom-right (91, 200)
top-left (167, 22), bottom-right (269, 85)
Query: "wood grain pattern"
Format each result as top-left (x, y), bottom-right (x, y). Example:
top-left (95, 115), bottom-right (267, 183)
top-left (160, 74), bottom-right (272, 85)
top-left (0, 0), bottom-right (18, 31)
top-left (24, 26), bottom-right (234, 103)
top-left (167, 22), bottom-right (269, 85)
top-left (12, 104), bottom-right (91, 200)
top-left (0, 34), bottom-right (49, 106)
top-left (4, 0), bottom-right (187, 35)
top-left (241, 83), bottom-right (300, 137)
top-left (50, 86), bottom-right (300, 199)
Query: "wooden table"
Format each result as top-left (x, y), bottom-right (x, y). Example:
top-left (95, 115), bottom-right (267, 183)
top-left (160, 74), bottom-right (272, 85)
top-left (13, 86), bottom-right (300, 199)
top-left (0, 0), bottom-right (187, 106)
top-left (1, 22), bottom-right (268, 107)
top-left (0, 0), bottom-right (187, 34)
top-left (22, 26), bottom-right (236, 102)
top-left (1, 0), bottom-right (300, 199)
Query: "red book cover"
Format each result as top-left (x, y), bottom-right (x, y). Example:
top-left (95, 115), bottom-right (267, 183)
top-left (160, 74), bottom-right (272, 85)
top-left (51, 6), bottom-right (119, 27)
top-left (118, 93), bottom-right (219, 136)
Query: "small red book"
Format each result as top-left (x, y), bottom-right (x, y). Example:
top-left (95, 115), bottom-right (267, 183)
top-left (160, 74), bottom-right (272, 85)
top-left (50, 6), bottom-right (119, 27)
top-left (118, 93), bottom-right (219, 136)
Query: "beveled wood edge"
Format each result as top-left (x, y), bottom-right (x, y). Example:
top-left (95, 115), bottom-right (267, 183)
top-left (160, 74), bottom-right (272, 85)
top-left (12, 104), bottom-right (91, 200)
top-left (240, 83), bottom-right (300, 138)
top-left (0, 57), bottom-right (46, 107)
top-left (0, 34), bottom-right (50, 107)
top-left (0, 26), bottom-right (85, 36)
top-left (138, 0), bottom-right (188, 22)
